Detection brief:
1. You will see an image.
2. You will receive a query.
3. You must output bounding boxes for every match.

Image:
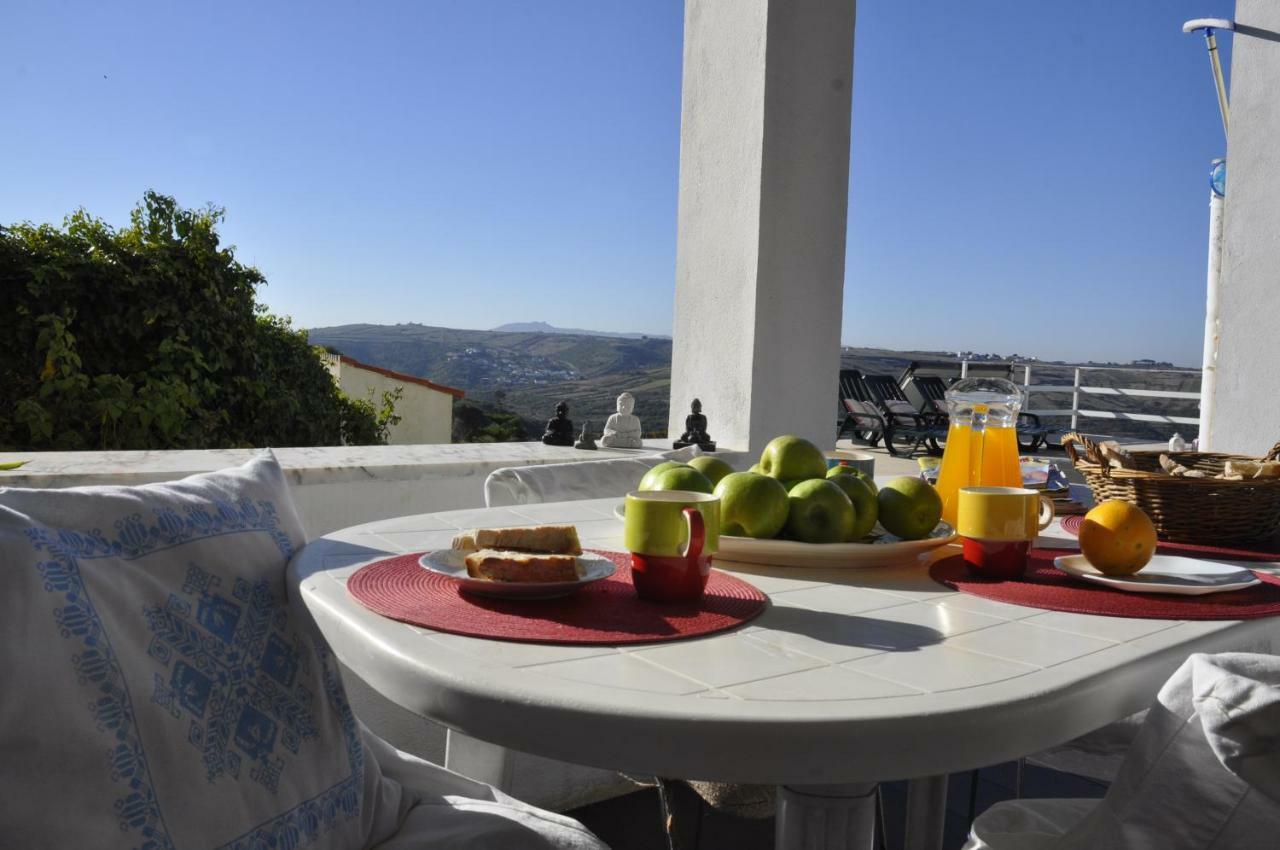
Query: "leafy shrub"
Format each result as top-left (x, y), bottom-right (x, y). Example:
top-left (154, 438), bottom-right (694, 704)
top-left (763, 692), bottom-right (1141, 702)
top-left (0, 192), bottom-right (391, 450)
top-left (452, 401), bottom-right (528, 443)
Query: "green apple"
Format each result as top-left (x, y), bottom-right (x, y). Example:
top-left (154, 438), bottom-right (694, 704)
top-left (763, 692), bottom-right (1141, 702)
top-left (785, 479), bottom-right (855, 544)
top-left (827, 473), bottom-right (878, 540)
top-left (688, 455), bottom-right (735, 488)
top-left (748, 463), bottom-right (763, 475)
top-left (826, 466), bottom-right (877, 494)
top-left (651, 465), bottom-right (715, 494)
top-left (638, 461), bottom-right (688, 491)
top-left (713, 472), bottom-right (789, 538)
top-left (759, 435), bottom-right (828, 482)
top-left (877, 476), bottom-right (943, 540)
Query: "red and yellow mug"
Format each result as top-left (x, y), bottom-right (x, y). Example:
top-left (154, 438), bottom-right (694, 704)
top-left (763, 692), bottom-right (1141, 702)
top-left (956, 487), bottom-right (1054, 579)
top-left (623, 490), bottom-right (721, 602)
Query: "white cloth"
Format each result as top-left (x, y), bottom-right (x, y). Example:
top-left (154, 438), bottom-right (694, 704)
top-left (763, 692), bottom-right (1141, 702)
top-left (484, 446), bottom-right (706, 507)
top-left (365, 729), bottom-right (607, 849)
top-left (0, 453), bottom-right (604, 850)
top-left (965, 652), bottom-right (1280, 850)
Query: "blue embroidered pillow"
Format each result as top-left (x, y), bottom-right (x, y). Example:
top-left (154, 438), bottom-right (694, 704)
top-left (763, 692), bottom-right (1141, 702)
top-left (0, 453), bottom-right (388, 848)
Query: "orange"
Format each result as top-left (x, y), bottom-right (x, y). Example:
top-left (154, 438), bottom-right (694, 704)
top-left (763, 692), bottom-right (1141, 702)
top-left (1078, 500), bottom-right (1157, 575)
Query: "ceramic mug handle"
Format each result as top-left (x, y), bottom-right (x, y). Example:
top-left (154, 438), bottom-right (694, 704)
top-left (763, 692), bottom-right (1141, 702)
top-left (1037, 494), bottom-right (1055, 531)
top-left (680, 507), bottom-right (705, 560)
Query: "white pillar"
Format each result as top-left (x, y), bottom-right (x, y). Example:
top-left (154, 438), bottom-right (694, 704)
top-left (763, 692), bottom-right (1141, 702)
top-left (1209, 1), bottom-right (1280, 454)
top-left (669, 0), bottom-right (856, 454)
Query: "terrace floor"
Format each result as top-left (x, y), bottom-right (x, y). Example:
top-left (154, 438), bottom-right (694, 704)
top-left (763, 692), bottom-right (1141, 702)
top-left (570, 761), bottom-right (1109, 850)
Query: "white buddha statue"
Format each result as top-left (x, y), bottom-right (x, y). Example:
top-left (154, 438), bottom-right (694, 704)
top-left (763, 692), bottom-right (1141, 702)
top-left (600, 392), bottom-right (643, 448)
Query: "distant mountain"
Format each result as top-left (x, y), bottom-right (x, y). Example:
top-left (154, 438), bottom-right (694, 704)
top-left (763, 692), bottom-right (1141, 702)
top-left (491, 321), bottom-right (668, 340)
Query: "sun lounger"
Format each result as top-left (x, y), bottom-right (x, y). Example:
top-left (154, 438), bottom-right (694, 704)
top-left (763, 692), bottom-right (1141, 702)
top-left (860, 373), bottom-right (946, 457)
top-left (837, 369), bottom-right (887, 448)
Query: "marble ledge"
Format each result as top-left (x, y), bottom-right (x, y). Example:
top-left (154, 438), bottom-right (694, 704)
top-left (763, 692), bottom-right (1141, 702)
top-left (0, 439), bottom-right (693, 489)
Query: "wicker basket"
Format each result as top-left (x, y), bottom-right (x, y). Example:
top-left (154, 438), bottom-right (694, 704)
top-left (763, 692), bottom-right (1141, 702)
top-left (1061, 432), bottom-right (1280, 544)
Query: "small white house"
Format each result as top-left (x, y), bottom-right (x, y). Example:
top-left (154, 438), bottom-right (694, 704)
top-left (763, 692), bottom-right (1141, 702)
top-left (320, 352), bottom-right (464, 445)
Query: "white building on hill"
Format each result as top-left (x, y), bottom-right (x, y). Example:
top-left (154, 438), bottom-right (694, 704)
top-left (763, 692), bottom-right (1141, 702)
top-left (320, 352), bottom-right (464, 445)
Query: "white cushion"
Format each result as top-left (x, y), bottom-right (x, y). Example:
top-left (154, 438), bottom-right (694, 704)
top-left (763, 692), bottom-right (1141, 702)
top-left (965, 652), bottom-right (1280, 850)
top-left (0, 453), bottom-right (605, 849)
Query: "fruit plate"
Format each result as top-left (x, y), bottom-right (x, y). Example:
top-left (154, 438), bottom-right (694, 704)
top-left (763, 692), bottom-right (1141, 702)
top-left (419, 550), bottom-right (617, 600)
top-left (614, 503), bottom-right (954, 568)
top-left (715, 522), bottom-right (956, 568)
top-left (1053, 554), bottom-right (1261, 596)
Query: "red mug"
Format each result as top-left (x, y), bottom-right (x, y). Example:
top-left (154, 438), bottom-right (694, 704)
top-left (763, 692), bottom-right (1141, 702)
top-left (961, 538), bottom-right (1034, 581)
top-left (629, 506), bottom-right (712, 603)
top-left (957, 487), bottom-right (1054, 579)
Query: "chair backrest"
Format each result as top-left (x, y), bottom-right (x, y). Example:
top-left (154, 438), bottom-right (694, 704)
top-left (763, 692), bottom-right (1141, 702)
top-left (861, 373), bottom-right (909, 404)
top-left (838, 369), bottom-right (869, 402)
top-left (912, 375), bottom-right (948, 404)
top-left (484, 447), bottom-right (709, 507)
top-left (906, 374), bottom-right (950, 416)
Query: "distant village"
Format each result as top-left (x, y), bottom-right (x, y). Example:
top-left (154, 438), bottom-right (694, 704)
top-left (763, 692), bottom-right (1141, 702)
top-left (446, 347), bottom-right (579, 385)
top-left (840, 347), bottom-right (1178, 370)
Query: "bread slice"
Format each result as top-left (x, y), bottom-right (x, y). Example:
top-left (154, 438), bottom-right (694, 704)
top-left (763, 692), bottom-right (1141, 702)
top-left (463, 549), bottom-right (581, 583)
top-left (451, 525), bottom-right (582, 556)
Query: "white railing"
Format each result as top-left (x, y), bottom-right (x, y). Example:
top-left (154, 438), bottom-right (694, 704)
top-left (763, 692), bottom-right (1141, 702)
top-left (957, 361), bottom-right (1202, 430)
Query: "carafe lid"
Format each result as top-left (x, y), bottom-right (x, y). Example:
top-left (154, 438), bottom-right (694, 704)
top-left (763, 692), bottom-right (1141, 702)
top-left (945, 377), bottom-right (1023, 406)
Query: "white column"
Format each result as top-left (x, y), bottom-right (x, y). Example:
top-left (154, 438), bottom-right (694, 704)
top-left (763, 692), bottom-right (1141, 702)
top-left (1208, 1), bottom-right (1280, 454)
top-left (669, 0), bottom-right (856, 454)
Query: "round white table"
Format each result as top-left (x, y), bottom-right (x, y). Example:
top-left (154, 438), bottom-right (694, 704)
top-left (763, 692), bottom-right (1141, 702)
top-left (288, 497), bottom-right (1280, 850)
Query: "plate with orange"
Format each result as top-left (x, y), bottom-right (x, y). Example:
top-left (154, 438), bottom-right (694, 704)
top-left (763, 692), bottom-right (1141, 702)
top-left (1055, 500), bottom-right (1263, 595)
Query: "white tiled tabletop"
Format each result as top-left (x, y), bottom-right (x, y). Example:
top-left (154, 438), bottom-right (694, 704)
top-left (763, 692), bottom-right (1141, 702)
top-left (288, 497), bottom-right (1280, 786)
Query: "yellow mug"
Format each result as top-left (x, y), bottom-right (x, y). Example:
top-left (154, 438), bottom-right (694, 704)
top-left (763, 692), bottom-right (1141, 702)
top-left (957, 487), bottom-right (1054, 579)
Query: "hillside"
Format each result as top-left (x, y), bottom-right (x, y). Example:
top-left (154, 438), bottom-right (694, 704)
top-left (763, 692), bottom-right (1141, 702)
top-left (307, 323), bottom-right (1200, 443)
top-left (308, 323), bottom-right (672, 438)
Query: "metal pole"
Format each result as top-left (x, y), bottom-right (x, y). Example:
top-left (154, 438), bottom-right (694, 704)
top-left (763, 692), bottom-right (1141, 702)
top-left (1199, 187), bottom-right (1225, 450)
top-left (960, 360), bottom-right (969, 379)
top-left (1071, 369), bottom-right (1081, 431)
top-left (1205, 29), bottom-right (1230, 137)
top-left (1182, 19), bottom-right (1233, 142)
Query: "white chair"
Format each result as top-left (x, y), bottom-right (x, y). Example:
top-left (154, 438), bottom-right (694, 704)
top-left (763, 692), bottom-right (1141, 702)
top-left (964, 652), bottom-right (1280, 850)
top-left (0, 453), bottom-right (606, 849)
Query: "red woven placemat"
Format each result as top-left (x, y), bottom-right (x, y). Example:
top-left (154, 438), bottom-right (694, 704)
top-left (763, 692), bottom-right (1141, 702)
top-left (347, 549), bottom-right (768, 644)
top-left (930, 550), bottom-right (1280, 620)
top-left (1060, 514), bottom-right (1280, 561)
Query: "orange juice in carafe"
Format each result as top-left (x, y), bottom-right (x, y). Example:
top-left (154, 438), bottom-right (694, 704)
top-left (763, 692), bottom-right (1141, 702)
top-left (935, 378), bottom-right (1024, 525)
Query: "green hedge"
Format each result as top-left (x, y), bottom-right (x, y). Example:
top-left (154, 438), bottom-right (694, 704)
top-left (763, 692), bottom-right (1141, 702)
top-left (0, 192), bottom-right (393, 451)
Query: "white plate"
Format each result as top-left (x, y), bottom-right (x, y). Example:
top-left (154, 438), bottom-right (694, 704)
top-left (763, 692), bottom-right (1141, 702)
top-left (419, 550), bottom-right (617, 600)
top-left (613, 503), bottom-right (955, 568)
top-left (1053, 554), bottom-right (1261, 596)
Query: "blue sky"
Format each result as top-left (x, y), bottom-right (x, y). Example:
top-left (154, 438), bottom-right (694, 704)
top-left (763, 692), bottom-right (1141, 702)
top-left (2, 1), bottom-right (1233, 366)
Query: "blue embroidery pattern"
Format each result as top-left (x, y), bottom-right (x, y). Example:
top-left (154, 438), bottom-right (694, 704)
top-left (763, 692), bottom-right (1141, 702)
top-left (27, 495), bottom-right (364, 850)
top-left (145, 564), bottom-right (319, 792)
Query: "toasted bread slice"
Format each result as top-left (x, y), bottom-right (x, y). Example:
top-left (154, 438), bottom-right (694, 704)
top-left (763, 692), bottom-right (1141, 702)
top-left (452, 525), bottom-right (582, 555)
top-left (463, 549), bottom-right (581, 583)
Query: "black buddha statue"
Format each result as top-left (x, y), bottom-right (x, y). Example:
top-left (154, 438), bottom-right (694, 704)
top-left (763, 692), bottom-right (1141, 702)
top-left (574, 421), bottom-right (598, 450)
top-left (673, 398), bottom-right (716, 451)
top-left (541, 400), bottom-right (575, 446)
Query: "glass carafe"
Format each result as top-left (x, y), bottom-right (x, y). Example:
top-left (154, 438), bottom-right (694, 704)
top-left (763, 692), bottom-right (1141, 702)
top-left (934, 377), bottom-right (1024, 525)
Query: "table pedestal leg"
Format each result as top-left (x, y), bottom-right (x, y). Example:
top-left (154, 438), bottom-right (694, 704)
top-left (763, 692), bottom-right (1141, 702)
top-left (776, 782), bottom-right (878, 850)
top-left (444, 729), bottom-right (514, 792)
top-left (903, 775), bottom-right (948, 850)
